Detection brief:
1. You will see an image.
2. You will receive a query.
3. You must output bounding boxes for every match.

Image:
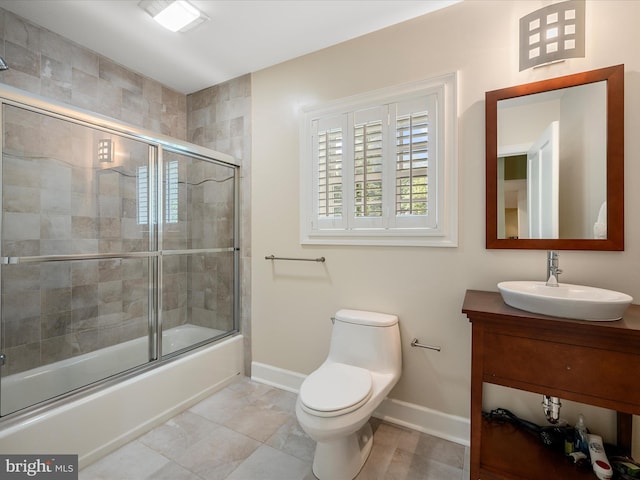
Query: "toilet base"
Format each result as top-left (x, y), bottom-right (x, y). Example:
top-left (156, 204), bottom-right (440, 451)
top-left (311, 421), bottom-right (374, 480)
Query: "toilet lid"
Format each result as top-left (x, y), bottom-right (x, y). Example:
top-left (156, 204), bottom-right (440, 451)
top-left (300, 363), bottom-right (373, 417)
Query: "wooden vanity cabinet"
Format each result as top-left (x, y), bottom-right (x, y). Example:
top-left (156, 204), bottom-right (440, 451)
top-left (463, 290), bottom-right (640, 480)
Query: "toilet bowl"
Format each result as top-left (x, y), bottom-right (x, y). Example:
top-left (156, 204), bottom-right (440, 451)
top-left (295, 309), bottom-right (402, 480)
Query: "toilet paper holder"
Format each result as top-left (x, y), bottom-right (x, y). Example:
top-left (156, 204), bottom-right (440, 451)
top-left (410, 338), bottom-right (441, 352)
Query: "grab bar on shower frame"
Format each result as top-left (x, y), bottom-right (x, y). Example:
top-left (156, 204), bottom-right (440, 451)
top-left (265, 254), bottom-right (325, 263)
top-left (1, 247), bottom-right (236, 265)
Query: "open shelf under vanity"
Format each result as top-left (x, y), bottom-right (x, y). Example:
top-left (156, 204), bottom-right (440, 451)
top-left (463, 289), bottom-right (640, 480)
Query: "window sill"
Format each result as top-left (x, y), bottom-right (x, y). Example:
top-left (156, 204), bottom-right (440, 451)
top-left (301, 230), bottom-right (457, 247)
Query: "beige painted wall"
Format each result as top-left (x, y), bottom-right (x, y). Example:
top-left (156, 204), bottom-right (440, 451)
top-left (251, 0), bottom-right (640, 447)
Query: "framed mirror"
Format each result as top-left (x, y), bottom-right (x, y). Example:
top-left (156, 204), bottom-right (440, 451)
top-left (486, 64), bottom-right (624, 250)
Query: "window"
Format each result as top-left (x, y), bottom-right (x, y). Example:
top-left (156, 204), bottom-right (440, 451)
top-left (137, 160), bottom-right (179, 225)
top-left (300, 73), bottom-right (457, 246)
top-left (137, 165), bottom-right (149, 225)
top-left (164, 160), bottom-right (179, 224)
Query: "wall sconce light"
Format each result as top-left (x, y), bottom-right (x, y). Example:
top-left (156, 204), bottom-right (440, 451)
top-left (138, 0), bottom-right (209, 33)
top-left (98, 139), bottom-right (114, 163)
top-left (519, 0), bottom-right (585, 71)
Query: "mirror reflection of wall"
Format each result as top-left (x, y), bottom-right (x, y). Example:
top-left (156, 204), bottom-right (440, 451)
top-left (496, 81), bottom-right (607, 240)
top-left (498, 154), bottom-right (527, 239)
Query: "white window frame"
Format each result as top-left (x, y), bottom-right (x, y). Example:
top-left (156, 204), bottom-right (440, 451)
top-left (300, 73), bottom-right (458, 247)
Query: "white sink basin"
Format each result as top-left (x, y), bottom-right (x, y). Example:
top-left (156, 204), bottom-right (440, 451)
top-left (498, 281), bottom-right (633, 321)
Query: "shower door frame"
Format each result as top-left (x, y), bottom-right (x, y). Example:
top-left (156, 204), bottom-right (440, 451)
top-left (0, 84), bottom-right (240, 419)
top-left (154, 144), bottom-right (242, 360)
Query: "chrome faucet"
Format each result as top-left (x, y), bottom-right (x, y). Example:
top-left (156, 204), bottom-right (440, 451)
top-left (545, 250), bottom-right (562, 286)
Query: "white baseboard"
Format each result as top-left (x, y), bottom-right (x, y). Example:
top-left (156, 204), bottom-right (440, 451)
top-left (250, 361), bottom-right (470, 447)
top-left (251, 361), bottom-right (306, 393)
top-left (373, 397), bottom-right (469, 446)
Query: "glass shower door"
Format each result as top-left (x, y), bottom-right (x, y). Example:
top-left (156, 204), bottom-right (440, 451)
top-left (160, 149), bottom-right (237, 356)
top-left (0, 104), bottom-right (154, 416)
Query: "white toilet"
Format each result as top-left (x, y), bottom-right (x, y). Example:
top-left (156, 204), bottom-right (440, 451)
top-left (295, 309), bottom-right (402, 480)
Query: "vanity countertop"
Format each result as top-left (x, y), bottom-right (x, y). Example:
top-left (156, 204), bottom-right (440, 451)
top-left (463, 289), bottom-right (640, 334)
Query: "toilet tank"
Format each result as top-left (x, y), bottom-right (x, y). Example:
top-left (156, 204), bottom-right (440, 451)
top-left (328, 309), bottom-right (401, 374)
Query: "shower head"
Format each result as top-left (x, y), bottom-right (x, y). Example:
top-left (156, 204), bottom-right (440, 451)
top-left (0, 57), bottom-right (8, 71)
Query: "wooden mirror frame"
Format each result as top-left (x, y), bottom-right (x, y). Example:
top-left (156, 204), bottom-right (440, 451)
top-left (485, 64), bottom-right (624, 250)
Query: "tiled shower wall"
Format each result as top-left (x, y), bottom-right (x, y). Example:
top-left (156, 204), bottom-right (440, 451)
top-left (1, 104), bottom-right (155, 374)
top-left (0, 9), bottom-right (187, 138)
top-left (187, 77), bottom-right (252, 374)
top-left (0, 9), bottom-right (251, 374)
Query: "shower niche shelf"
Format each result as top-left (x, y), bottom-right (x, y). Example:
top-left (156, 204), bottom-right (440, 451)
top-left (463, 289), bottom-right (640, 480)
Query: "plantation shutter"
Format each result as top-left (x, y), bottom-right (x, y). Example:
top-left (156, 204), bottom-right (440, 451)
top-left (137, 166), bottom-right (149, 225)
top-left (301, 72), bottom-right (456, 246)
top-left (312, 115), bottom-right (346, 230)
top-left (165, 160), bottom-right (179, 224)
top-left (352, 106), bottom-right (385, 229)
top-left (391, 95), bottom-right (438, 229)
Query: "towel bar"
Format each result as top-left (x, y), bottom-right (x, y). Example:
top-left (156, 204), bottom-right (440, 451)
top-left (265, 255), bottom-right (325, 263)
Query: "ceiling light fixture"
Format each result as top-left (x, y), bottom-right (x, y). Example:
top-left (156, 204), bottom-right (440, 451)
top-left (139, 0), bottom-right (208, 33)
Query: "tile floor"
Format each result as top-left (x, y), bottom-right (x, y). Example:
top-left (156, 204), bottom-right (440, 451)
top-left (80, 377), bottom-right (469, 480)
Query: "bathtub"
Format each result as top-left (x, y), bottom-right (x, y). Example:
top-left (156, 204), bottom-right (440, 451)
top-left (1, 324), bottom-right (228, 416)
top-left (0, 326), bottom-right (243, 468)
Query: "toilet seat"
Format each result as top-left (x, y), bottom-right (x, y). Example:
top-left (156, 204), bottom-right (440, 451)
top-left (300, 363), bottom-right (373, 418)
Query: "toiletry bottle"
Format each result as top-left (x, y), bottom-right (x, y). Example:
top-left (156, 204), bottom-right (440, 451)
top-left (575, 414), bottom-right (589, 455)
